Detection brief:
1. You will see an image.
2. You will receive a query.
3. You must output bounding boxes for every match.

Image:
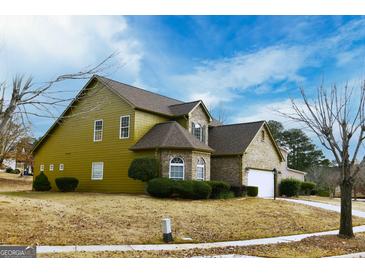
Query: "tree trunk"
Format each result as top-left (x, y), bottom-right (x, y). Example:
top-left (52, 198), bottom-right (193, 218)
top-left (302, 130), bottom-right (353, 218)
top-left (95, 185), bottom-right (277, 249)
top-left (339, 181), bottom-right (354, 238)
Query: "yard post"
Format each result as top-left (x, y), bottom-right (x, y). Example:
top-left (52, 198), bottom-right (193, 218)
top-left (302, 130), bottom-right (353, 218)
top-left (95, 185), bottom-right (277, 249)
top-left (162, 218), bottom-right (173, 243)
top-left (273, 168), bottom-right (278, 200)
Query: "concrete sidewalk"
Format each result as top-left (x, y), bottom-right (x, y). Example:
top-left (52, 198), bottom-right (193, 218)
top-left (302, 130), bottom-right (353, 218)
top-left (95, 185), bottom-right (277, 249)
top-left (36, 198), bottom-right (365, 255)
top-left (280, 198), bottom-right (365, 218)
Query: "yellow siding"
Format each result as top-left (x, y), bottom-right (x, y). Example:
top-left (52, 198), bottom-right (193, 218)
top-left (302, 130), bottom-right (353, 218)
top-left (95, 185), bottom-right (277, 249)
top-left (33, 81), bottom-right (167, 193)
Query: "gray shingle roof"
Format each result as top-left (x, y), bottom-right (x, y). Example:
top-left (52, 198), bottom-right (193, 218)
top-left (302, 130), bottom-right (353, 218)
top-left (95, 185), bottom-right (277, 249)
top-left (97, 75), bottom-right (183, 116)
top-left (130, 121), bottom-right (214, 152)
top-left (168, 101), bottom-right (201, 116)
top-left (208, 121), bottom-right (265, 155)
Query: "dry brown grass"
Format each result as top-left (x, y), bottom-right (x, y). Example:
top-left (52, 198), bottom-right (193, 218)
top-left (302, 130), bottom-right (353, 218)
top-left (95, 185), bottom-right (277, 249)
top-left (0, 173), bottom-right (32, 192)
top-left (298, 196), bottom-right (365, 212)
top-left (0, 189), bottom-right (364, 246)
top-left (40, 232), bottom-right (365, 258)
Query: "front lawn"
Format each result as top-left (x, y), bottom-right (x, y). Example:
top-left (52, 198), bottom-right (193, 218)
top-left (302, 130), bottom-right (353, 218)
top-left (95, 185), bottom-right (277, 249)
top-left (0, 188), bottom-right (364, 246)
top-left (40, 232), bottom-right (365, 258)
top-left (297, 196), bottom-right (365, 212)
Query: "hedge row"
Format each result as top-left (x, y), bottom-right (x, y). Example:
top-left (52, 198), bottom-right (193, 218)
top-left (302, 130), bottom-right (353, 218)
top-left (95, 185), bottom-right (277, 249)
top-left (279, 178), bottom-right (316, 197)
top-left (147, 178), bottom-right (234, 200)
top-left (33, 172), bottom-right (79, 192)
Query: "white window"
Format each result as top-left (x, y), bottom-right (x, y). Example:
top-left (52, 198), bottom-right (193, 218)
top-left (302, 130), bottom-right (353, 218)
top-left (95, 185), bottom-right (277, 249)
top-left (196, 158), bottom-right (205, 181)
top-left (169, 157), bottom-right (184, 180)
top-left (59, 164), bottom-right (64, 171)
top-left (120, 115), bottom-right (130, 139)
top-left (192, 122), bottom-right (205, 142)
top-left (40, 164), bottom-right (44, 172)
top-left (91, 162), bottom-right (104, 180)
top-left (49, 164), bottom-right (54, 171)
top-left (93, 120), bottom-right (103, 142)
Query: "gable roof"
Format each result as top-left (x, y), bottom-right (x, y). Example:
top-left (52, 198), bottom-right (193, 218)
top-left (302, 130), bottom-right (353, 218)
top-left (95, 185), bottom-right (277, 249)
top-left (97, 75), bottom-right (183, 116)
top-left (32, 75), bottom-right (216, 153)
top-left (130, 121), bottom-right (214, 152)
top-left (208, 121), bottom-right (284, 160)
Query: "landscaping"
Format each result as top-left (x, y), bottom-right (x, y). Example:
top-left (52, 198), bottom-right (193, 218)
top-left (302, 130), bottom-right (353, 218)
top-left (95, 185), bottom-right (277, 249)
top-left (0, 178), bottom-right (365, 246)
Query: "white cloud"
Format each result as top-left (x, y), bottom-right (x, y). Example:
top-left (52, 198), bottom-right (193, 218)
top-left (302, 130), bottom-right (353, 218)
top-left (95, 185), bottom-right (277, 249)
top-left (0, 16), bottom-right (143, 79)
top-left (172, 45), bottom-right (308, 108)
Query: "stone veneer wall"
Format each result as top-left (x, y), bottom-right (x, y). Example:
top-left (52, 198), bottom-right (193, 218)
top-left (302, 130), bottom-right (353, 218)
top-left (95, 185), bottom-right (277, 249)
top-left (241, 125), bottom-right (282, 185)
top-left (160, 149), bottom-right (211, 180)
top-left (188, 104), bottom-right (210, 145)
top-left (210, 155), bottom-right (242, 186)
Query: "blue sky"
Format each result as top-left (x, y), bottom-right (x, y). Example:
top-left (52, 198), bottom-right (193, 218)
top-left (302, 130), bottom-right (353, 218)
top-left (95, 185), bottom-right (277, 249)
top-left (1, 16), bottom-right (365, 158)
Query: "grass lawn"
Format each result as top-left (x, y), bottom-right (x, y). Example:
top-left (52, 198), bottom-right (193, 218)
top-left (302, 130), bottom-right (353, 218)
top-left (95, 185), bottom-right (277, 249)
top-left (0, 172), bottom-right (32, 192)
top-left (297, 196), bottom-right (365, 212)
top-left (40, 233), bottom-right (365, 258)
top-left (1, 178), bottom-right (365, 246)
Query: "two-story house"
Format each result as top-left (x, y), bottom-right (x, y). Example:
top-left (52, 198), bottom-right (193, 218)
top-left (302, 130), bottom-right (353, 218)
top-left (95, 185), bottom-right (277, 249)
top-left (33, 75), bottom-right (304, 197)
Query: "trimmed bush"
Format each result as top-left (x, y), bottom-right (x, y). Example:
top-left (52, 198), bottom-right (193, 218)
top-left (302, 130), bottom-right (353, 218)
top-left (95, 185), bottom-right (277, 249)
top-left (173, 180), bottom-right (194, 199)
top-left (301, 181), bottom-right (316, 195)
top-left (5, 167), bottom-right (13, 173)
top-left (147, 178), bottom-right (174, 198)
top-left (246, 186), bottom-right (258, 197)
top-left (191, 180), bottom-right (212, 199)
top-left (33, 172), bottom-right (51, 191)
top-left (128, 158), bottom-right (158, 182)
top-left (207, 180), bottom-right (231, 199)
top-left (231, 186), bottom-right (245, 197)
top-left (55, 177), bottom-right (79, 192)
top-left (172, 180), bottom-right (212, 199)
top-left (217, 191), bottom-right (235, 199)
top-left (317, 189), bottom-right (330, 197)
top-left (279, 178), bottom-right (301, 197)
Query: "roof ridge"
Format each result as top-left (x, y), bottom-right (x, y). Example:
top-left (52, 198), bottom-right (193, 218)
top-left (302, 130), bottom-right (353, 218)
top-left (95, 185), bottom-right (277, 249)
top-left (212, 120), bottom-right (265, 128)
top-left (169, 100), bottom-right (201, 107)
top-left (96, 75), bottom-right (183, 104)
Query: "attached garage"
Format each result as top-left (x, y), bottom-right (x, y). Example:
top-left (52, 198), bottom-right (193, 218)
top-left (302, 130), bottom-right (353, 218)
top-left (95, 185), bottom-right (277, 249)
top-left (247, 169), bottom-right (274, 198)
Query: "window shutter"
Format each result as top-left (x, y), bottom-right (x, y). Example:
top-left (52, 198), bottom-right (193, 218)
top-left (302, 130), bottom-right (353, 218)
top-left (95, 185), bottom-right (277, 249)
top-left (202, 125), bottom-right (206, 142)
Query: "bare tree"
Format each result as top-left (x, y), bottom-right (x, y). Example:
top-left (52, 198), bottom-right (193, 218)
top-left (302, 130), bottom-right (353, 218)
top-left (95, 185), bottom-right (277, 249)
top-left (353, 165), bottom-right (365, 200)
top-left (281, 83), bottom-right (365, 237)
top-left (0, 53), bottom-right (118, 137)
top-left (0, 117), bottom-right (28, 166)
top-left (306, 165), bottom-right (341, 197)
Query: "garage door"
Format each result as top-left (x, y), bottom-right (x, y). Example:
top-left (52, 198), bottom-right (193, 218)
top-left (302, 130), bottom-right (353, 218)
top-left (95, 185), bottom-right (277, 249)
top-left (247, 169), bottom-right (274, 198)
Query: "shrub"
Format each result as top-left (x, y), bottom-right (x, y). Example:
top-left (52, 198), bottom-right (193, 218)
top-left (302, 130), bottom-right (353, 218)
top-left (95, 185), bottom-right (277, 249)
top-left (55, 177), bottom-right (79, 192)
top-left (191, 180), bottom-right (212, 199)
top-left (279, 178), bottom-right (302, 197)
top-left (128, 158), bottom-right (158, 182)
top-left (301, 181), bottom-right (316, 195)
top-left (173, 180), bottom-right (194, 199)
top-left (246, 186), bottom-right (258, 197)
top-left (317, 189), bottom-right (330, 197)
top-left (147, 178), bottom-right (174, 198)
top-left (5, 167), bottom-right (13, 173)
top-left (217, 191), bottom-right (235, 199)
top-left (231, 186), bottom-right (245, 197)
top-left (33, 172), bottom-right (51, 191)
top-left (172, 180), bottom-right (212, 199)
top-left (207, 180), bottom-right (231, 199)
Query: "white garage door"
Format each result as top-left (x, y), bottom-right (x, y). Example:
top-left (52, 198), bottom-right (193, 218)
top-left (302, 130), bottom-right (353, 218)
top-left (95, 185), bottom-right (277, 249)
top-left (247, 169), bottom-right (274, 198)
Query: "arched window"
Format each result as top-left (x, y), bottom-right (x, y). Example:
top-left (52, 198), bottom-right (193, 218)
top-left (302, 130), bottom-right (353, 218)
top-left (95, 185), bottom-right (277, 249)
top-left (192, 122), bottom-right (205, 142)
top-left (169, 157), bottom-right (184, 180)
top-left (196, 158), bottom-right (205, 181)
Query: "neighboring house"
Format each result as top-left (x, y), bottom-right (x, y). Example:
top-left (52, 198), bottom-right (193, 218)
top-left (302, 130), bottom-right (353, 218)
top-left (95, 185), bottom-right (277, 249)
top-left (279, 147), bottom-right (306, 182)
top-left (33, 75), bottom-right (304, 197)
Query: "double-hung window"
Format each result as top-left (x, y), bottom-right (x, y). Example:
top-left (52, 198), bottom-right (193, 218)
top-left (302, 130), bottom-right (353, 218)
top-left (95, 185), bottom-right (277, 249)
top-left (120, 115), bottom-right (130, 139)
top-left (169, 157), bottom-right (184, 180)
top-left (49, 164), bottom-right (54, 171)
top-left (196, 158), bottom-right (205, 181)
top-left (192, 122), bottom-right (205, 142)
top-left (59, 164), bottom-right (64, 171)
top-left (40, 164), bottom-right (44, 172)
top-left (93, 120), bottom-right (103, 142)
top-left (91, 162), bottom-right (104, 180)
